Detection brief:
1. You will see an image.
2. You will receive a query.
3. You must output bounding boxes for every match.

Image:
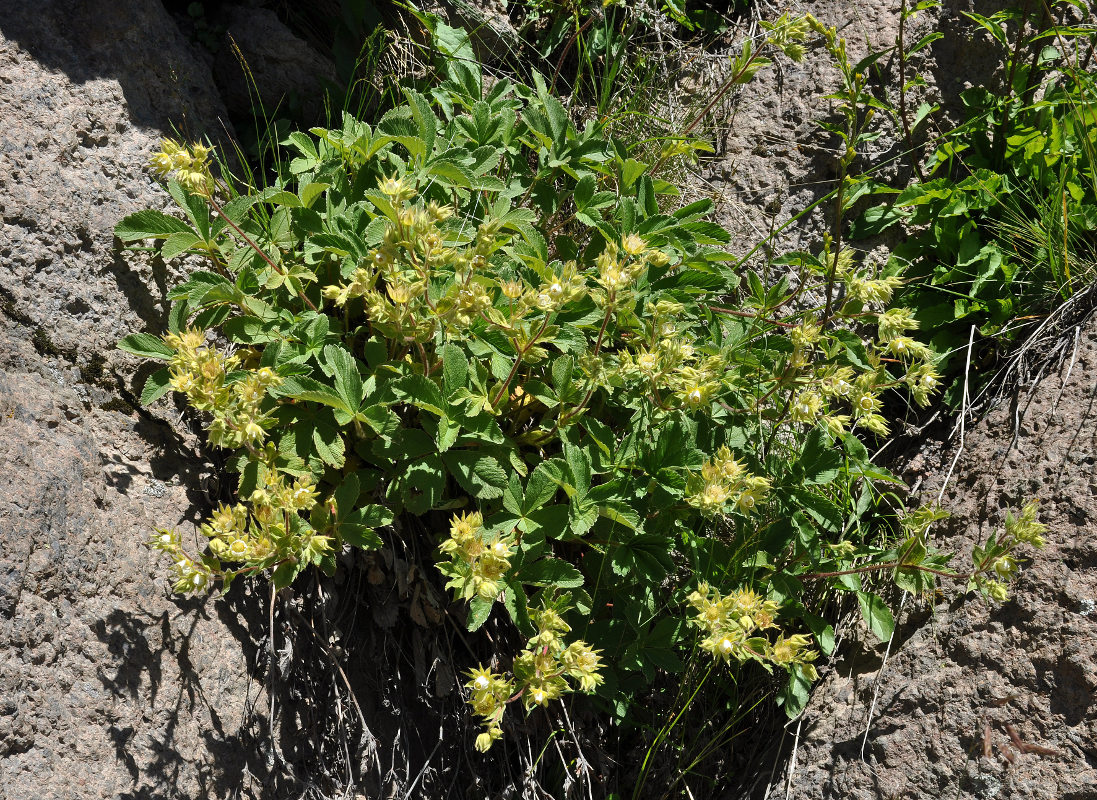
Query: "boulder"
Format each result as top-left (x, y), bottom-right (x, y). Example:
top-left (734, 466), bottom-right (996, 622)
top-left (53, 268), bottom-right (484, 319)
top-left (0, 2), bottom-right (270, 798)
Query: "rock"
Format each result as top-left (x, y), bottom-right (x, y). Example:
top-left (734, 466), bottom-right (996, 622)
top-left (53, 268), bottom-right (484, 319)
top-left (213, 6), bottom-right (337, 122)
top-left (441, 0), bottom-right (520, 60)
top-left (0, 2), bottom-right (268, 798)
top-left (698, 0), bottom-right (1005, 265)
top-left (0, 0), bottom-right (231, 369)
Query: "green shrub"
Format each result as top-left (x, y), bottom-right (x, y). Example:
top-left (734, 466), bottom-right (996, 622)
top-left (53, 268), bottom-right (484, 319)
top-left (854, 3), bottom-right (1097, 398)
top-left (116, 16), bottom-right (1039, 757)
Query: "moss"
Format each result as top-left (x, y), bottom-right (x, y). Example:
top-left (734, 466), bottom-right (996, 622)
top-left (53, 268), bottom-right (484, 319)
top-left (31, 326), bottom-right (62, 357)
top-left (100, 397), bottom-right (136, 414)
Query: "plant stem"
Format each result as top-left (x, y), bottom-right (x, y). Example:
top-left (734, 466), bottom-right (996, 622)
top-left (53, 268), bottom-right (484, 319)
top-left (206, 192), bottom-right (318, 312)
top-left (490, 316), bottom-right (551, 408)
top-left (805, 561), bottom-right (958, 580)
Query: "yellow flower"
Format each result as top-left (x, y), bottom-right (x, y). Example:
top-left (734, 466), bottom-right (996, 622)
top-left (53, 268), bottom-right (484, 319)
top-left (622, 233), bottom-right (647, 256)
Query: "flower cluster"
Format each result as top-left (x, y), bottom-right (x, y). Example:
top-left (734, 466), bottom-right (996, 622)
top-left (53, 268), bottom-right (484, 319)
top-left (148, 528), bottom-right (214, 593)
top-left (687, 446), bottom-right (771, 517)
top-left (149, 460), bottom-right (331, 594)
top-left (465, 601), bottom-right (603, 751)
top-left (150, 138), bottom-right (214, 195)
top-left (164, 329), bottom-right (282, 449)
top-left (437, 511), bottom-right (516, 601)
top-left (688, 582), bottom-right (818, 680)
top-left (971, 500), bottom-right (1047, 601)
top-left (762, 11), bottom-right (814, 62)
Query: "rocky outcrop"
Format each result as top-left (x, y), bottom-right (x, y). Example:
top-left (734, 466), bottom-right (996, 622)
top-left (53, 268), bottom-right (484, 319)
top-left (0, 2), bottom-right (269, 798)
top-left (212, 5), bottom-right (337, 123)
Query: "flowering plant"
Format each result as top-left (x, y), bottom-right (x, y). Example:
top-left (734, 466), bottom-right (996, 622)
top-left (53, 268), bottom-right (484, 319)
top-left (115, 17), bottom-right (1032, 751)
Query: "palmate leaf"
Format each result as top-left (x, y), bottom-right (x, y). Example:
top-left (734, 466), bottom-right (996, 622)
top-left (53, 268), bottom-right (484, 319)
top-left (609, 532), bottom-right (675, 581)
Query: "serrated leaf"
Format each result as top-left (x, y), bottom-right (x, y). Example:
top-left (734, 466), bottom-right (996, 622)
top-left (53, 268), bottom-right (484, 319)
top-left (515, 558), bottom-right (584, 588)
top-left (442, 451), bottom-right (508, 499)
top-left (780, 663), bottom-right (813, 718)
top-left (333, 473), bottom-right (361, 517)
top-left (442, 341), bottom-right (467, 396)
top-left (467, 596), bottom-right (494, 631)
top-left (563, 441), bottom-right (591, 502)
top-left (799, 428), bottom-right (842, 485)
top-left (801, 612), bottom-right (836, 656)
top-left (115, 210), bottom-right (193, 241)
top-left (393, 374), bottom-right (448, 418)
top-left (345, 504), bottom-right (394, 528)
top-left (610, 532), bottom-right (674, 581)
top-left (524, 462), bottom-right (562, 513)
top-left (299, 182), bottom-right (330, 209)
top-left (118, 334), bottom-right (175, 360)
top-left (274, 376), bottom-right (352, 415)
top-left (323, 344), bottom-right (364, 410)
top-left (598, 502), bottom-right (641, 531)
top-left (857, 591), bottom-right (895, 641)
top-left (160, 231), bottom-right (204, 260)
top-left (312, 423), bottom-right (346, 467)
top-left (139, 367), bottom-right (173, 405)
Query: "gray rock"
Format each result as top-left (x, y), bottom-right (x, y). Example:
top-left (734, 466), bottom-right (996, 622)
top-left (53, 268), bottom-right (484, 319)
top-left (0, 2), bottom-right (268, 798)
top-left (213, 6), bottom-right (337, 122)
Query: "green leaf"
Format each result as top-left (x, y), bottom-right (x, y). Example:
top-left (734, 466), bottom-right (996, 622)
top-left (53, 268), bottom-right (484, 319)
top-left (610, 532), bottom-right (675, 581)
top-left (467, 596), bottom-right (494, 631)
top-left (118, 334), bottom-right (175, 360)
top-left (598, 502), bottom-right (641, 531)
top-left (442, 341), bottom-right (468, 396)
top-left (160, 232), bottom-right (205, 260)
top-left (333, 473), bottom-right (362, 516)
top-left (620, 158), bottom-right (648, 189)
top-left (563, 441), bottom-right (591, 502)
top-left (274, 376), bottom-right (352, 415)
top-left (801, 612), bottom-right (836, 656)
top-left (435, 416), bottom-right (461, 453)
top-left (780, 663), bottom-right (813, 718)
top-left (115, 210), bottom-right (193, 241)
top-left (442, 451), bottom-right (508, 499)
top-left (311, 423), bottom-right (346, 467)
top-left (573, 174), bottom-right (596, 209)
top-left (399, 453), bottom-right (447, 514)
top-left (799, 428), bottom-right (842, 485)
top-left (393, 374), bottom-right (448, 418)
top-left (139, 367), bottom-right (173, 405)
top-left (501, 577), bottom-right (530, 632)
top-left (345, 504), bottom-right (394, 528)
top-left (787, 488), bottom-right (843, 532)
top-left (272, 560), bottom-right (306, 589)
top-left (404, 88), bottom-right (438, 158)
top-left (515, 558), bottom-right (584, 588)
top-left (524, 462), bottom-right (562, 513)
top-left (361, 404), bottom-right (400, 437)
top-left (323, 344), bottom-right (364, 411)
top-left (857, 591), bottom-right (895, 641)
